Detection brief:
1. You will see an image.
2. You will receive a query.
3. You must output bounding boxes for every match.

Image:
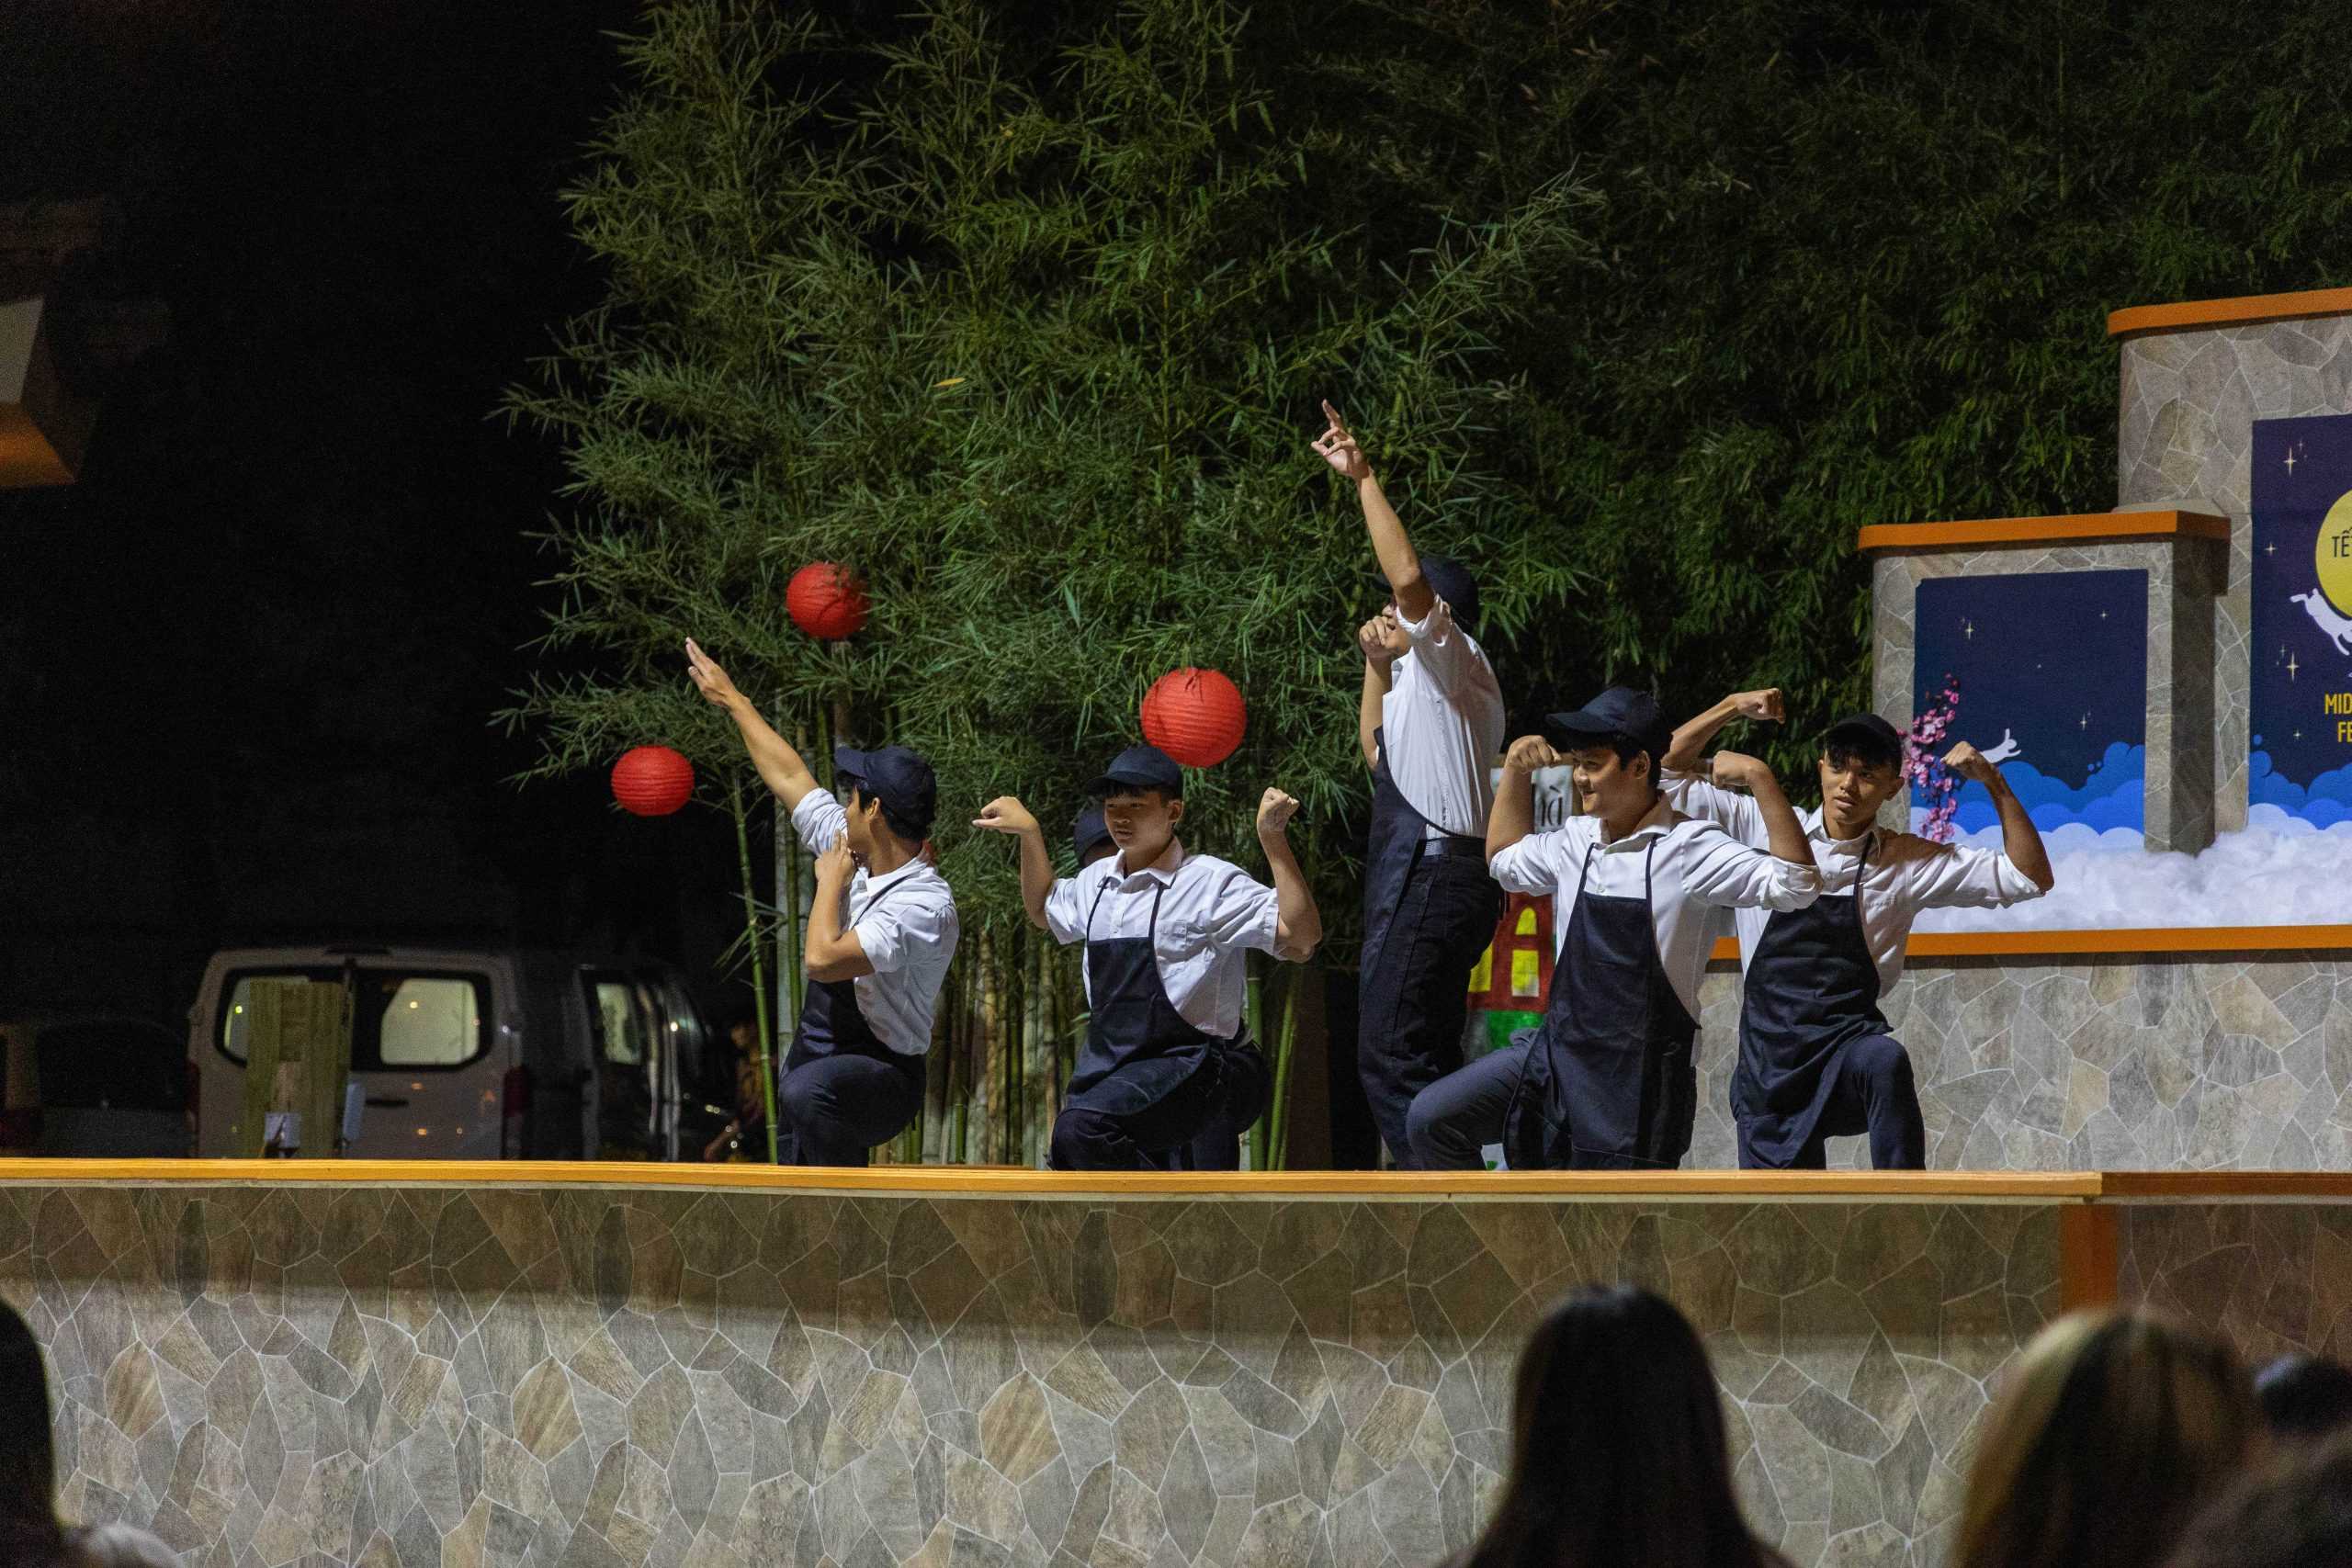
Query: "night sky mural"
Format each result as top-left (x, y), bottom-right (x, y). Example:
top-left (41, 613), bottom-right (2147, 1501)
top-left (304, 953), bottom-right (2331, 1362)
top-left (2251, 412), bottom-right (2352, 830)
top-left (1912, 570), bottom-right (2150, 839)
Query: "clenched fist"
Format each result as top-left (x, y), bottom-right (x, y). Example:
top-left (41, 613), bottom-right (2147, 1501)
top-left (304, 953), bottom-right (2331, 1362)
top-left (1731, 688), bottom-right (1785, 723)
top-left (1256, 788), bottom-right (1301, 837)
top-left (1941, 741), bottom-right (1998, 784)
top-left (1710, 750), bottom-right (1772, 791)
top-left (1504, 735), bottom-right (1564, 773)
top-left (971, 796), bottom-right (1040, 837)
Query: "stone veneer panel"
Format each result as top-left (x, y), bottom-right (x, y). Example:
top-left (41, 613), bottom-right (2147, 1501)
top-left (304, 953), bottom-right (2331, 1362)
top-left (1869, 536), bottom-right (2223, 852)
top-left (1690, 953), bottom-right (2352, 1173)
top-left (3, 1182), bottom-right (2065, 1568)
top-left (2117, 1202), bottom-right (2352, 1366)
top-left (2116, 312), bottom-right (2352, 830)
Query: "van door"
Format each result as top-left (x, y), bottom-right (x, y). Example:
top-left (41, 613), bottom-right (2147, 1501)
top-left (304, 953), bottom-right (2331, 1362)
top-left (215, 964), bottom-right (501, 1158)
top-left (582, 969), bottom-right (660, 1158)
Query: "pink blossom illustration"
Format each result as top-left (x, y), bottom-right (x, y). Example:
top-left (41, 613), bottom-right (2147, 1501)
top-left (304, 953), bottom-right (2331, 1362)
top-left (1905, 676), bottom-right (1962, 843)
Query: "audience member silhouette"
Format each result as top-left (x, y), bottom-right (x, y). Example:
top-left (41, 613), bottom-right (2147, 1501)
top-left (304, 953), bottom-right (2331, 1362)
top-left (2256, 1353), bottom-right (2352, 1444)
top-left (1448, 1284), bottom-right (1789, 1568)
top-left (1953, 1309), bottom-right (2259, 1568)
top-left (2165, 1426), bottom-right (2352, 1568)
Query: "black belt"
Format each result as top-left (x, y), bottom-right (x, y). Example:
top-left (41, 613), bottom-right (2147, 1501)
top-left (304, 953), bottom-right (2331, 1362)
top-left (1417, 834), bottom-right (1487, 860)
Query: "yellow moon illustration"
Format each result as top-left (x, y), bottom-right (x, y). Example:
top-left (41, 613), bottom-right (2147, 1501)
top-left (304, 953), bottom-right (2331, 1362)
top-left (2322, 490), bottom-right (2352, 615)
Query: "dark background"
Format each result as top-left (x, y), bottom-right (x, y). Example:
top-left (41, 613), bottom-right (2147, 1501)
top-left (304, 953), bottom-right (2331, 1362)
top-left (0, 1), bottom-right (751, 1032)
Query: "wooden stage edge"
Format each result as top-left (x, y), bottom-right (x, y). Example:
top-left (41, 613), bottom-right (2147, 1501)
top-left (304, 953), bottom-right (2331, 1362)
top-left (1710, 925), bottom-right (2352, 964)
top-left (6, 1159), bottom-right (2352, 1207)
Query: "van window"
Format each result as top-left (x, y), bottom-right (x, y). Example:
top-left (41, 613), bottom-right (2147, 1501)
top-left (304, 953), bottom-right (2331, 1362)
top-left (594, 979), bottom-right (650, 1065)
top-left (378, 978), bottom-right (482, 1066)
top-left (218, 968), bottom-right (491, 1072)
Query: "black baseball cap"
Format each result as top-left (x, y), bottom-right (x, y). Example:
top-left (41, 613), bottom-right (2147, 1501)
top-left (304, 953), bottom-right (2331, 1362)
top-left (1546, 686), bottom-right (1674, 766)
top-left (834, 745), bottom-right (937, 837)
top-left (1370, 554), bottom-right (1481, 634)
top-left (1089, 743), bottom-right (1183, 799)
top-left (1071, 804), bottom-right (1115, 863)
top-left (1822, 713), bottom-right (1905, 763)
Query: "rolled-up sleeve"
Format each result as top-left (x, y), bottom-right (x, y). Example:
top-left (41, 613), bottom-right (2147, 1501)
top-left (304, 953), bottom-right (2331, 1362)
top-left (1906, 842), bottom-right (2045, 908)
top-left (1396, 601), bottom-right (1476, 694)
top-left (1679, 822), bottom-right (1820, 911)
top-left (1043, 869), bottom-right (1092, 945)
top-left (791, 792), bottom-right (848, 855)
top-left (1205, 867), bottom-right (1281, 953)
top-left (1489, 831), bottom-right (1565, 897)
top-left (1661, 773), bottom-right (1768, 849)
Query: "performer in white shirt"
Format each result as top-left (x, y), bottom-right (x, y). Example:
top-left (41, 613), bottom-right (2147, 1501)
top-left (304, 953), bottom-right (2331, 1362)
top-left (1314, 400), bottom-right (1507, 1168)
top-left (1071, 807), bottom-right (1269, 1171)
top-left (1663, 694), bottom-right (2052, 1168)
top-left (1407, 688), bottom-right (1820, 1169)
top-left (977, 745), bottom-right (1320, 1169)
top-left (687, 640), bottom-right (960, 1166)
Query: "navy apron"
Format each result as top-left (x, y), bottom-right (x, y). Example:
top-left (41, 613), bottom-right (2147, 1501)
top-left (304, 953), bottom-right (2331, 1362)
top-left (1066, 878), bottom-right (1221, 1120)
top-left (1504, 838), bottom-right (1700, 1170)
top-left (1735, 833), bottom-right (1882, 1164)
top-left (784, 877), bottom-right (929, 1099)
top-left (1359, 725), bottom-right (1500, 1164)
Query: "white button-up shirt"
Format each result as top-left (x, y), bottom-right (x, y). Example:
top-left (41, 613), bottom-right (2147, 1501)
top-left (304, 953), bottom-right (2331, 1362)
top-left (1045, 839), bottom-right (1280, 1038)
top-left (1489, 795), bottom-right (1821, 1021)
top-left (1382, 601), bottom-right (1505, 839)
top-left (1664, 775), bottom-right (2044, 993)
top-left (791, 793), bottom-right (961, 1055)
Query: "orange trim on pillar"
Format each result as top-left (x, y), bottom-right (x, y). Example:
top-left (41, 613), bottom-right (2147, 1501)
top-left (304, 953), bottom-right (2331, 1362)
top-left (1855, 512), bottom-right (2229, 553)
top-left (2108, 286), bottom-right (2352, 339)
top-left (2060, 1206), bottom-right (2120, 1312)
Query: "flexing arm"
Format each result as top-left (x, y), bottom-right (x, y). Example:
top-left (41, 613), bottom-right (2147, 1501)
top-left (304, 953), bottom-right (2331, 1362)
top-left (1358, 615), bottom-right (1395, 771)
top-left (1315, 401), bottom-right (1433, 622)
top-left (1487, 734), bottom-right (1561, 862)
top-left (685, 639), bottom-right (820, 810)
top-left (1255, 789), bottom-right (1321, 959)
top-left (803, 841), bottom-right (876, 982)
top-left (1664, 688), bottom-right (1784, 773)
top-left (1946, 740), bottom-right (2053, 892)
top-left (972, 796), bottom-right (1056, 930)
top-left (1712, 752), bottom-right (1815, 870)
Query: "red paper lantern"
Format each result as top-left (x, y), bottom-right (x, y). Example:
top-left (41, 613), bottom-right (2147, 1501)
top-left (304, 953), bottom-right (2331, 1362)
top-left (786, 562), bottom-right (870, 641)
top-left (1141, 668), bottom-right (1248, 768)
top-left (611, 745), bottom-right (695, 817)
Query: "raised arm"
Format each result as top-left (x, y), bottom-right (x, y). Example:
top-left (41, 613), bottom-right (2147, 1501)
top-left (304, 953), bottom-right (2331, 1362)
top-left (1256, 789), bottom-right (1322, 959)
top-left (1358, 615), bottom-right (1396, 771)
top-left (1487, 734), bottom-right (1560, 862)
top-left (1664, 688), bottom-right (1784, 773)
top-left (1711, 752), bottom-right (1815, 870)
top-left (1315, 401), bottom-right (1433, 623)
top-left (972, 795), bottom-right (1056, 930)
top-left (685, 638), bottom-right (820, 810)
top-left (1945, 741), bottom-right (2054, 892)
top-left (802, 841), bottom-right (875, 982)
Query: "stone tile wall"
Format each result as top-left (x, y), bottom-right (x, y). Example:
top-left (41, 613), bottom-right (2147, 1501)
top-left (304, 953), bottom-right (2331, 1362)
top-left (2116, 312), bottom-right (2352, 830)
top-left (6, 1181), bottom-right (2066, 1568)
top-left (1690, 953), bottom-right (2352, 1172)
top-left (2117, 1201), bottom-right (2352, 1367)
top-left (1868, 534), bottom-right (2224, 852)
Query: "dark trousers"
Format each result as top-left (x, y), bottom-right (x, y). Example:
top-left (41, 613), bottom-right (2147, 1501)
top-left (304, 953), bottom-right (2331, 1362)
top-left (1738, 1034), bottom-right (1926, 1170)
top-left (1050, 1056), bottom-right (1226, 1171)
top-left (1359, 851), bottom-right (1502, 1168)
top-left (1406, 1040), bottom-right (1527, 1171)
top-left (775, 1052), bottom-right (923, 1167)
top-left (1153, 1041), bottom-right (1270, 1170)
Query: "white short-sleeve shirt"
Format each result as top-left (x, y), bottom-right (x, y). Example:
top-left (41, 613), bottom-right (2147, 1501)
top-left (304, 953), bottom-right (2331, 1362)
top-left (1488, 795), bottom-right (1820, 1021)
top-left (1664, 773), bottom-right (2044, 993)
top-left (1381, 599), bottom-right (1505, 838)
top-left (1043, 839), bottom-right (1280, 1038)
top-left (791, 793), bottom-right (961, 1055)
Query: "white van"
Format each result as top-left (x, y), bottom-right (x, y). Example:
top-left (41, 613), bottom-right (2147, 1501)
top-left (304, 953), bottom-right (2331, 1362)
top-left (188, 944), bottom-right (718, 1160)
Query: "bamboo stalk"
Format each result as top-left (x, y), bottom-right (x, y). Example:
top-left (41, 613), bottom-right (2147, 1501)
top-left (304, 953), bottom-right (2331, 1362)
top-left (729, 777), bottom-right (781, 1166)
top-left (1269, 967), bottom-right (1301, 1170)
top-left (1245, 957), bottom-right (1268, 1171)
